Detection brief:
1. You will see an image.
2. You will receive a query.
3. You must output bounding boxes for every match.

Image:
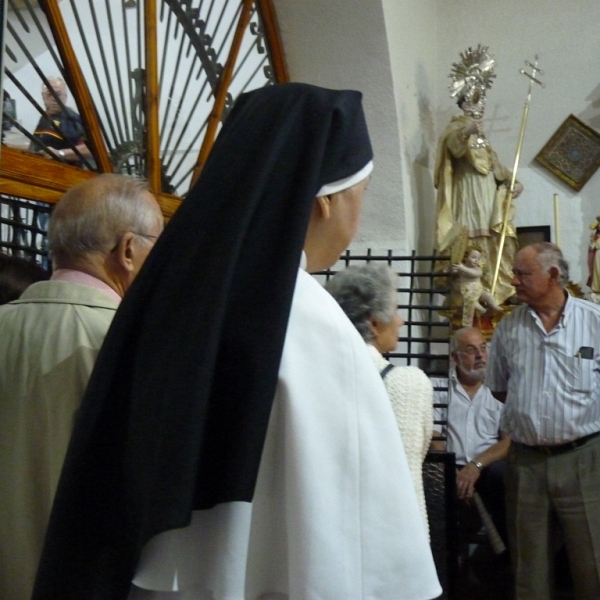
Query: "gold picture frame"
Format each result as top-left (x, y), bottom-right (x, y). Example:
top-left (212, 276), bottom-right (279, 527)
top-left (535, 114), bottom-right (600, 191)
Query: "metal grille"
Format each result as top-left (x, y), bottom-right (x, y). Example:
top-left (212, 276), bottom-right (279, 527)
top-left (424, 453), bottom-right (458, 600)
top-left (3, 0), bottom-right (281, 195)
top-left (0, 195), bottom-right (51, 266)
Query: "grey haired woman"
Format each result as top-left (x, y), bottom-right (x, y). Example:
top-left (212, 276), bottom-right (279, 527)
top-left (326, 263), bottom-right (434, 536)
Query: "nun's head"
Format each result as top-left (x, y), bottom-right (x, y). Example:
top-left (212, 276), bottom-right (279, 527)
top-left (303, 174), bottom-right (370, 273)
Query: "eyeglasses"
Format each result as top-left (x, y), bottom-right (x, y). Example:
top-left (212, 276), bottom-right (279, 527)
top-left (132, 232), bottom-right (158, 242)
top-left (110, 231), bottom-right (158, 252)
top-left (459, 343), bottom-right (488, 356)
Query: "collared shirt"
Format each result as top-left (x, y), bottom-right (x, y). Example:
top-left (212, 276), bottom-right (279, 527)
top-left (432, 369), bottom-right (504, 465)
top-left (487, 294), bottom-right (600, 445)
top-left (52, 269), bottom-right (121, 303)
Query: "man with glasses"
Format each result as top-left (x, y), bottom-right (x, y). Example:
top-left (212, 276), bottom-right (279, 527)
top-left (488, 243), bottom-right (600, 599)
top-left (431, 326), bottom-right (510, 547)
top-left (0, 174), bottom-right (163, 600)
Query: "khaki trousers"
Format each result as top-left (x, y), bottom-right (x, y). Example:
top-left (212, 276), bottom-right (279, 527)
top-left (506, 434), bottom-right (600, 600)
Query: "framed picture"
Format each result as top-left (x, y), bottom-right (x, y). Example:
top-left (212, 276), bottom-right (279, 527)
top-left (517, 225), bottom-right (551, 248)
top-left (535, 115), bottom-right (600, 191)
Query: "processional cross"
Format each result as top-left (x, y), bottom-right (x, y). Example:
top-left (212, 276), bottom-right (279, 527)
top-left (491, 56), bottom-right (545, 296)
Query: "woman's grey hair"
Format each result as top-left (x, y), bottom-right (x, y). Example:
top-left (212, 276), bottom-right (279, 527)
top-left (325, 263), bottom-right (397, 343)
top-left (530, 242), bottom-right (569, 284)
top-left (48, 174), bottom-right (159, 266)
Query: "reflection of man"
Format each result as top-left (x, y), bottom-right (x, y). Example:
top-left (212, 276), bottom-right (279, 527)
top-left (0, 174), bottom-right (163, 600)
top-left (431, 326), bottom-right (509, 545)
top-left (29, 77), bottom-right (92, 165)
top-left (488, 242), bottom-right (600, 599)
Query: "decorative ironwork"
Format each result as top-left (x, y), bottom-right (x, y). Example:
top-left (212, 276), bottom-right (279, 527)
top-left (2, 0), bottom-right (286, 199)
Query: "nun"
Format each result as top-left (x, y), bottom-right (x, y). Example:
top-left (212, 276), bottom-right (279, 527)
top-left (33, 83), bottom-right (441, 600)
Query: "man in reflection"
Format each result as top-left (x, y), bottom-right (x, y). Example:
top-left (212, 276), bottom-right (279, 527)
top-left (29, 76), bottom-right (92, 166)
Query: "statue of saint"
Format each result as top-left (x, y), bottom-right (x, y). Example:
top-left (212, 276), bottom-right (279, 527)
top-left (587, 216), bottom-right (600, 304)
top-left (434, 46), bottom-right (523, 306)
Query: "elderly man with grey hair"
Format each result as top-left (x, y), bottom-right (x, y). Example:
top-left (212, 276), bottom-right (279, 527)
top-left (0, 174), bottom-right (163, 600)
top-left (431, 326), bottom-right (510, 549)
top-left (487, 242), bottom-right (600, 599)
top-left (326, 263), bottom-right (434, 536)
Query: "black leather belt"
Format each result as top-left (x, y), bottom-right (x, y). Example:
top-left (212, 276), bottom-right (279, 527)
top-left (523, 431), bottom-right (600, 456)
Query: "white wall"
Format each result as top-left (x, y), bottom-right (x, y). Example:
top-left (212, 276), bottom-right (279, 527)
top-left (275, 0), bottom-right (413, 252)
top-left (380, 0), bottom-right (437, 255)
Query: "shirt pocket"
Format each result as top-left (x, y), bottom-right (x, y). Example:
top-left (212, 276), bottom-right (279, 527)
top-left (565, 355), bottom-right (594, 393)
top-left (476, 406), bottom-right (501, 439)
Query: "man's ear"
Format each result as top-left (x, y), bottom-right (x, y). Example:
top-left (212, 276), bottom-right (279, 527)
top-left (548, 265), bottom-right (560, 283)
top-left (113, 232), bottom-right (136, 273)
top-left (315, 195), bottom-right (331, 220)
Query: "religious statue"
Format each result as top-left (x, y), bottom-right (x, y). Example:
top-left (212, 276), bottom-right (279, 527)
top-left (449, 245), bottom-right (501, 327)
top-left (434, 45), bottom-right (523, 306)
top-left (587, 215), bottom-right (600, 304)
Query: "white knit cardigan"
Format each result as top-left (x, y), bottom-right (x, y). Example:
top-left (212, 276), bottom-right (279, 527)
top-left (367, 344), bottom-right (434, 537)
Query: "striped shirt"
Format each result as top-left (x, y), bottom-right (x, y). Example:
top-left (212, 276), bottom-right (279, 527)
top-left (487, 294), bottom-right (600, 445)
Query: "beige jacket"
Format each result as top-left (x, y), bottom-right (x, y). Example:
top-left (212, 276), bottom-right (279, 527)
top-left (0, 280), bottom-right (119, 600)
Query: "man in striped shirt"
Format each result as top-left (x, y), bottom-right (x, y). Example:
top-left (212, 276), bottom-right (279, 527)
top-left (487, 242), bottom-right (600, 600)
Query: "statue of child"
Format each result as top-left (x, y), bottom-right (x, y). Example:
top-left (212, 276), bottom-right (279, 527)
top-left (451, 247), bottom-right (501, 326)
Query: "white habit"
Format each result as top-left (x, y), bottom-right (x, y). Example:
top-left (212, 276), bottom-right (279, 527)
top-left (130, 268), bottom-right (442, 600)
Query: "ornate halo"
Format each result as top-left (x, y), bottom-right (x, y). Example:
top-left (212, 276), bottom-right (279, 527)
top-left (448, 44), bottom-right (496, 101)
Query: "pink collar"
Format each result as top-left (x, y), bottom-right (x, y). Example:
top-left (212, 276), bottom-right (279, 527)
top-left (51, 269), bottom-right (121, 303)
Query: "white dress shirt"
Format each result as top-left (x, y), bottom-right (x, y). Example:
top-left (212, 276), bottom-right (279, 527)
top-left (432, 369), bottom-right (504, 465)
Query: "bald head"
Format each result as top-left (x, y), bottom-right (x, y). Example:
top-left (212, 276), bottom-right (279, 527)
top-left (48, 174), bottom-right (163, 295)
top-left (451, 327), bottom-right (488, 383)
top-left (42, 77), bottom-right (68, 116)
top-left (49, 174), bottom-right (160, 264)
top-left (43, 77), bottom-right (66, 95)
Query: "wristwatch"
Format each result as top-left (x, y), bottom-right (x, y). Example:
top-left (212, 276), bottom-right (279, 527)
top-left (470, 459), bottom-right (484, 470)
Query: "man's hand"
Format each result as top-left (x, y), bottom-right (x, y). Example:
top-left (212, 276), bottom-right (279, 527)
top-left (456, 462), bottom-right (481, 499)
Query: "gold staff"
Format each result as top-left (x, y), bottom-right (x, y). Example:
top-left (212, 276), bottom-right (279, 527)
top-left (491, 56), bottom-right (545, 296)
